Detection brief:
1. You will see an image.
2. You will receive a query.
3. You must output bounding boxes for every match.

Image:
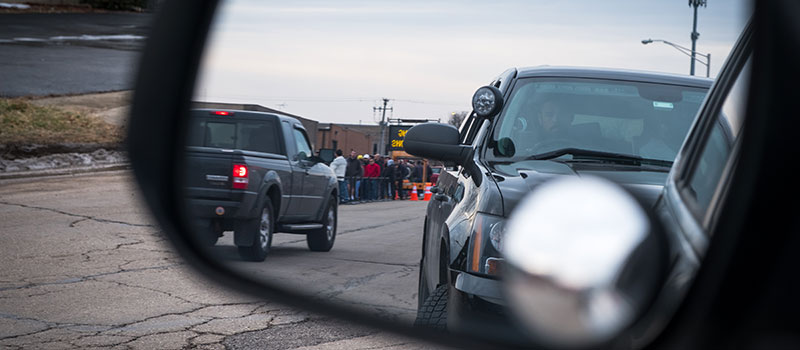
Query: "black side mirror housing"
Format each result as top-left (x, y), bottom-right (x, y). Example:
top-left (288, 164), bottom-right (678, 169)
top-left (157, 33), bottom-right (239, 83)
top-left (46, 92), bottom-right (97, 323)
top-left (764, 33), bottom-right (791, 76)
top-left (403, 123), bottom-right (470, 163)
top-left (404, 123), bottom-right (482, 186)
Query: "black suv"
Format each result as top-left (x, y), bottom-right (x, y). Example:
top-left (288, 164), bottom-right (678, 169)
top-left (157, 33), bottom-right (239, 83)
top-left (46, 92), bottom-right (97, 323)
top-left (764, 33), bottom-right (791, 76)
top-left (405, 67), bottom-right (711, 332)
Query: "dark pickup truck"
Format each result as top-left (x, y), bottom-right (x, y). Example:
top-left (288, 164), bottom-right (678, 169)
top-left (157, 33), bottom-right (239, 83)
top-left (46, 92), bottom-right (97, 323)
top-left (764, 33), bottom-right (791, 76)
top-left (183, 109), bottom-right (339, 261)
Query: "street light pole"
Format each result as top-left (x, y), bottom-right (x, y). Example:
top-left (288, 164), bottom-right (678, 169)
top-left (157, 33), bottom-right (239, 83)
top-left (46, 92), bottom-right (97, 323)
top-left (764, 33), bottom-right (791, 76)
top-left (642, 38), bottom-right (711, 78)
top-left (689, 0), bottom-right (707, 76)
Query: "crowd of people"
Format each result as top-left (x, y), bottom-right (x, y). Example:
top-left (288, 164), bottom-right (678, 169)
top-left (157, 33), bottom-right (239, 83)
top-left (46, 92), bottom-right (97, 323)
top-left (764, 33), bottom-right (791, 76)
top-left (329, 150), bottom-right (434, 204)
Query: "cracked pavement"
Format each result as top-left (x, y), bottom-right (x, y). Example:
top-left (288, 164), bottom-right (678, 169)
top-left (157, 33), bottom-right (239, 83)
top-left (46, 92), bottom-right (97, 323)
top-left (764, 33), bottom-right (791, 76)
top-left (0, 171), bottom-right (448, 349)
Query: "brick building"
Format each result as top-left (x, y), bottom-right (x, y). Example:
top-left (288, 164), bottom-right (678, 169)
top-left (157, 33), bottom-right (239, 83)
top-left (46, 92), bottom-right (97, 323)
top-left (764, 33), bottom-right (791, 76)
top-left (316, 124), bottom-right (374, 156)
top-left (328, 124), bottom-right (384, 155)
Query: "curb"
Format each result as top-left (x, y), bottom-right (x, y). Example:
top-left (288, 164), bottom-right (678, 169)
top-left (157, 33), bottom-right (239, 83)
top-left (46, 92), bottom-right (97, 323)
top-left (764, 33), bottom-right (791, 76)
top-left (0, 163), bottom-right (131, 181)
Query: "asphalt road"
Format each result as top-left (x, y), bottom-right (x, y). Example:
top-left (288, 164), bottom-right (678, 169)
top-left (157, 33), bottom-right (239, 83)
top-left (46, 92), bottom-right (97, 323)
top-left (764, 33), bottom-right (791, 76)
top-left (210, 200), bottom-right (425, 324)
top-left (0, 171), bottom-right (446, 349)
top-left (0, 13), bottom-right (151, 97)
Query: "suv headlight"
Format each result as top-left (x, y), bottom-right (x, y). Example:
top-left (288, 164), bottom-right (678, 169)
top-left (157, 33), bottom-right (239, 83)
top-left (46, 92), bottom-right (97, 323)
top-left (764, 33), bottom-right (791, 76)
top-left (467, 213), bottom-right (506, 276)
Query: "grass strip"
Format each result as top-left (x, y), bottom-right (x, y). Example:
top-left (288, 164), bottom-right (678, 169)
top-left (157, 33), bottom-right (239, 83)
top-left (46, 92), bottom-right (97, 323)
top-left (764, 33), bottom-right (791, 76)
top-left (0, 98), bottom-right (123, 145)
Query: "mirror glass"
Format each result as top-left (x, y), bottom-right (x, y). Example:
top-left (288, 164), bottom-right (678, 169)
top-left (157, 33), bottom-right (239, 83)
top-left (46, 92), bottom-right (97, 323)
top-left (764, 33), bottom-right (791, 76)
top-left (504, 176), bottom-right (663, 347)
top-left (182, 0), bottom-right (750, 343)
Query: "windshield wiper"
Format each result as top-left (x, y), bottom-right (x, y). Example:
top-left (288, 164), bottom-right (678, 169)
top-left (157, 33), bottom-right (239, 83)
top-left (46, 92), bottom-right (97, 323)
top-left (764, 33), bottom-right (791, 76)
top-left (526, 148), bottom-right (673, 168)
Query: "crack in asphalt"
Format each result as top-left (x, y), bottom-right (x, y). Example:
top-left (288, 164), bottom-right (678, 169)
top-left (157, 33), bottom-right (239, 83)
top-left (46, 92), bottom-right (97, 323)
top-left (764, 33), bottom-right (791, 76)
top-left (0, 201), bottom-right (153, 228)
top-left (324, 257), bottom-right (418, 268)
top-left (275, 217), bottom-right (420, 247)
top-left (0, 264), bottom-right (183, 292)
top-left (0, 300), bottom-right (292, 348)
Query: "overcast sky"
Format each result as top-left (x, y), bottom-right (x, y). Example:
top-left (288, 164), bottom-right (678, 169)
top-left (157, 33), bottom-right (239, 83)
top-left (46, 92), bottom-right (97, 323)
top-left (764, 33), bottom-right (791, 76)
top-left (194, 0), bottom-right (750, 125)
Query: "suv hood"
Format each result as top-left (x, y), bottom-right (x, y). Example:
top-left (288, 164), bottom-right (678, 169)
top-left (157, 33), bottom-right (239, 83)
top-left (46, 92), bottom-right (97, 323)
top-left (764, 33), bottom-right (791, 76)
top-left (488, 160), bottom-right (668, 217)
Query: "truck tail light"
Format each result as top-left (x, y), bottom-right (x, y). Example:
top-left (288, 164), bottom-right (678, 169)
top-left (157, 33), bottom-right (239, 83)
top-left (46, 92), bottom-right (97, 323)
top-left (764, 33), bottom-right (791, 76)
top-left (232, 164), bottom-right (249, 189)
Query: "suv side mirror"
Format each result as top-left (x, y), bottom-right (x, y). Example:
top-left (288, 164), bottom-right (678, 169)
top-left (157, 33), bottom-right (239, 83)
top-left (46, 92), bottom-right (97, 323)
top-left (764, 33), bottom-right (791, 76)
top-left (403, 123), bottom-right (471, 164)
top-left (404, 123), bottom-right (483, 186)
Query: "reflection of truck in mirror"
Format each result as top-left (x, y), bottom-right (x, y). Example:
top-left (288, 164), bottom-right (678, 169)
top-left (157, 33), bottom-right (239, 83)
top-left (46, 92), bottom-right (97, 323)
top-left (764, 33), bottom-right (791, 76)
top-left (183, 109), bottom-right (338, 262)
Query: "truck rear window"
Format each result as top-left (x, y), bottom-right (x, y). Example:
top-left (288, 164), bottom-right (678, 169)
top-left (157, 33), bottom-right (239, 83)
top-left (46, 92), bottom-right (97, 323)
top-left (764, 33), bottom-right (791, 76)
top-left (188, 119), bottom-right (282, 155)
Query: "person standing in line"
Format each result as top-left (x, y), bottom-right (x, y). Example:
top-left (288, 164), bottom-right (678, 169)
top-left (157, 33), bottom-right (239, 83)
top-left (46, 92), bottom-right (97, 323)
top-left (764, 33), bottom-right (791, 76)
top-left (395, 159), bottom-right (409, 199)
top-left (385, 159), bottom-right (396, 199)
top-left (424, 161), bottom-right (433, 183)
top-left (330, 149), bottom-right (348, 204)
top-left (355, 154), bottom-right (365, 200)
top-left (374, 154), bottom-right (385, 199)
top-left (364, 157), bottom-right (380, 201)
top-left (346, 151), bottom-right (361, 201)
top-left (410, 160), bottom-right (422, 183)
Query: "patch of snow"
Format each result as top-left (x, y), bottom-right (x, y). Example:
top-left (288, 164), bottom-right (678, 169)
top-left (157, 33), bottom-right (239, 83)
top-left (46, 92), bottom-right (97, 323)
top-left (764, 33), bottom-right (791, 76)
top-left (13, 37), bottom-right (45, 42)
top-left (0, 3), bottom-right (31, 9)
top-left (0, 149), bottom-right (127, 173)
top-left (1, 35), bottom-right (146, 44)
top-left (49, 34), bottom-right (146, 41)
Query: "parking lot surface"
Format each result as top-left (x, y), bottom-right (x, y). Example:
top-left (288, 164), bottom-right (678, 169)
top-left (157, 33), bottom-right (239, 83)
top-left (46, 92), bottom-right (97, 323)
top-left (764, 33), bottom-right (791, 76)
top-left (0, 171), bottom-right (443, 349)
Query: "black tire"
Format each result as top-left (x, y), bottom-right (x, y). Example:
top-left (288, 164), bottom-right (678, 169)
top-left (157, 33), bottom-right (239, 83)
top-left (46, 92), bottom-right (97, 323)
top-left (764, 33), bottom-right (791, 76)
top-left (236, 201), bottom-right (274, 262)
top-left (414, 284), bottom-right (449, 332)
top-left (307, 196), bottom-right (337, 252)
top-left (414, 284), bottom-right (448, 331)
top-left (417, 259), bottom-right (429, 310)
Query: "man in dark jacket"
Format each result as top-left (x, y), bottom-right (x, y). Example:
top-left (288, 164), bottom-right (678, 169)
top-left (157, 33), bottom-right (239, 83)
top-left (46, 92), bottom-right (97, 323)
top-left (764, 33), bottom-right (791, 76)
top-left (385, 159), bottom-right (396, 199)
top-left (394, 160), bottom-right (407, 199)
top-left (411, 161), bottom-right (423, 183)
top-left (345, 151), bottom-right (362, 201)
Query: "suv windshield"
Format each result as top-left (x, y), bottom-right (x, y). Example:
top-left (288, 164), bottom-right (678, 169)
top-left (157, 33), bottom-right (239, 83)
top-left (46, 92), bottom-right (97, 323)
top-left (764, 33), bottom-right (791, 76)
top-left (491, 77), bottom-right (708, 163)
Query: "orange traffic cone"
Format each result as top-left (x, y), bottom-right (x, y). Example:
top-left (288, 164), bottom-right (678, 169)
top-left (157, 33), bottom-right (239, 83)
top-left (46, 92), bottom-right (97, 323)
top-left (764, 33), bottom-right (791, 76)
top-left (423, 183), bottom-right (432, 201)
top-left (409, 185), bottom-right (419, 201)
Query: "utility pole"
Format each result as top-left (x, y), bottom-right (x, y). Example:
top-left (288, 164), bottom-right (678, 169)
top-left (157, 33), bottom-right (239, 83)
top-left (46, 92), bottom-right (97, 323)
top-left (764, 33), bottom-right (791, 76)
top-left (689, 0), bottom-right (707, 76)
top-left (374, 98), bottom-right (392, 155)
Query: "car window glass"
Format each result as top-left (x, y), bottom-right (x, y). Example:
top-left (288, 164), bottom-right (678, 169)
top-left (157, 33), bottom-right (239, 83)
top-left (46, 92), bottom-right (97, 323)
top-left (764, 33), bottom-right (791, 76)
top-left (491, 78), bottom-right (707, 161)
top-left (293, 128), bottom-right (312, 159)
top-left (187, 118), bottom-right (282, 154)
top-left (205, 122), bottom-right (236, 148)
top-left (187, 119), bottom-right (206, 147)
top-left (237, 120), bottom-right (281, 154)
top-left (686, 58), bottom-right (751, 223)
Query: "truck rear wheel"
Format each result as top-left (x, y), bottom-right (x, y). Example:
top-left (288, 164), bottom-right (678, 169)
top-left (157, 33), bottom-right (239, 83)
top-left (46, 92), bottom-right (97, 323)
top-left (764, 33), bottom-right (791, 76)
top-left (236, 201), bottom-right (274, 262)
top-left (307, 196), bottom-right (336, 252)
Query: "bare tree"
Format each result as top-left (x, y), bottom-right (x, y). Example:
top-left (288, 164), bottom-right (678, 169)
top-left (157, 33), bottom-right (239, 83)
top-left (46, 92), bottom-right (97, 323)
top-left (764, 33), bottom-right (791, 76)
top-left (448, 111), bottom-right (469, 128)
